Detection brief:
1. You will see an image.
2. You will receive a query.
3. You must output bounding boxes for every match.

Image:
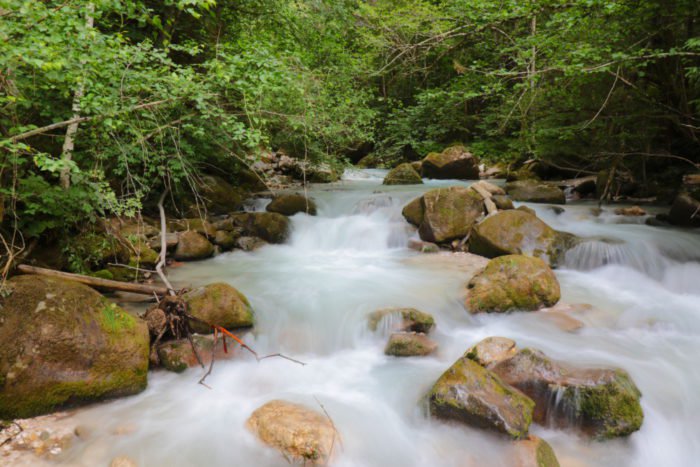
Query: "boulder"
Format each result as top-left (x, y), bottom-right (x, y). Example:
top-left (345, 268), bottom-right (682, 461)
top-left (427, 357), bottom-right (534, 439)
top-left (70, 232), bottom-right (131, 270)
top-left (384, 332), bottom-right (437, 357)
top-left (168, 218), bottom-right (217, 238)
top-left (469, 210), bottom-right (577, 267)
top-left (247, 400), bottom-right (336, 464)
top-left (668, 193), bottom-right (700, 227)
top-left (492, 195), bottom-right (514, 210)
top-left (422, 146), bottom-right (480, 180)
top-left (147, 233), bottom-right (179, 251)
top-left (410, 160), bottom-right (423, 174)
top-left (228, 212), bottom-right (290, 243)
top-left (472, 180), bottom-right (505, 196)
top-left (128, 241), bottom-right (160, 267)
top-left (184, 282), bottom-right (254, 334)
top-left (465, 337), bottom-right (517, 367)
top-left (118, 219), bottom-right (159, 239)
top-left (213, 230), bottom-right (238, 250)
top-left (466, 255), bottom-right (561, 313)
top-left (367, 307), bottom-right (435, 334)
top-left (173, 231), bottom-right (214, 261)
top-left (506, 180), bottom-right (566, 204)
top-left (157, 334), bottom-right (234, 373)
top-left (0, 276), bottom-right (149, 419)
top-left (490, 348), bottom-right (644, 439)
top-left (383, 163), bottom-right (423, 185)
top-left (198, 174), bottom-right (247, 214)
top-left (407, 239), bottom-right (439, 253)
top-left (401, 197), bottom-right (424, 226)
top-left (417, 187), bottom-right (484, 243)
top-left (266, 194), bottom-right (317, 216)
top-left (305, 164), bottom-right (340, 183)
top-left (237, 236), bottom-right (268, 251)
top-left (510, 435), bottom-right (561, 467)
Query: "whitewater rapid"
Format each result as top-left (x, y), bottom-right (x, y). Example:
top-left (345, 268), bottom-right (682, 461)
top-left (61, 169), bottom-right (700, 466)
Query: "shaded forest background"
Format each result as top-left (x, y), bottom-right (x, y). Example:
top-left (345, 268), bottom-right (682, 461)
top-left (1, 0), bottom-right (699, 246)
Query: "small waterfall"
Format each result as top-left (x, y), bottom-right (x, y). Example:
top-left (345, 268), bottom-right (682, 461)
top-left (563, 238), bottom-right (672, 278)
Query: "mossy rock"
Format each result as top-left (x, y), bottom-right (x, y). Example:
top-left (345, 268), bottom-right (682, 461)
top-left (184, 282), bottom-right (254, 334)
top-left (266, 194), bottom-right (317, 216)
top-left (492, 195), bottom-right (515, 210)
top-left (383, 163), bottom-right (423, 185)
top-left (198, 174), bottom-right (248, 214)
top-left (506, 180), bottom-right (565, 205)
top-left (491, 348), bottom-right (643, 439)
top-left (213, 230), bottom-right (239, 250)
top-left (466, 255), bottom-right (561, 313)
top-left (422, 145), bottom-right (480, 180)
top-left (237, 236), bottom-right (268, 251)
top-left (69, 232), bottom-right (131, 271)
top-left (427, 357), bottom-right (535, 439)
top-left (228, 212), bottom-right (290, 244)
top-left (127, 240), bottom-right (159, 268)
top-left (511, 435), bottom-right (561, 467)
top-left (469, 210), bottom-right (578, 267)
top-left (157, 334), bottom-right (234, 373)
top-left (173, 231), bottom-right (214, 261)
top-left (168, 218), bottom-right (217, 238)
top-left (356, 153), bottom-right (383, 168)
top-left (367, 307), bottom-right (435, 333)
top-left (668, 193), bottom-right (700, 227)
top-left (0, 276), bottom-right (149, 419)
top-left (418, 187), bottom-right (484, 244)
top-left (401, 197), bottom-right (424, 226)
top-left (304, 164), bottom-right (340, 183)
top-left (384, 332), bottom-right (437, 357)
top-left (465, 337), bottom-right (517, 367)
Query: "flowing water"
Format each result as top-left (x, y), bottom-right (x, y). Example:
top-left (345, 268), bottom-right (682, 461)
top-left (62, 169), bottom-right (700, 466)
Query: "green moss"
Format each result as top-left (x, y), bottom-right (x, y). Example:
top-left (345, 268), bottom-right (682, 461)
top-left (383, 163), bottom-right (423, 185)
top-left (535, 438), bottom-right (560, 467)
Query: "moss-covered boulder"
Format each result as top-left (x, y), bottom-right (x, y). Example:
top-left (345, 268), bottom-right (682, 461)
top-left (422, 146), bottom-right (480, 180)
top-left (427, 357), bottom-right (535, 439)
top-left (247, 400), bottom-right (336, 464)
top-left (401, 197), bottom-right (424, 226)
top-left (384, 332), bottom-right (437, 357)
top-left (198, 174), bottom-right (248, 214)
top-left (469, 210), bottom-right (578, 266)
top-left (213, 230), bottom-right (239, 250)
top-left (168, 218), bottom-right (217, 238)
top-left (491, 348), bottom-right (644, 439)
top-left (157, 334), bottom-right (234, 373)
top-left (266, 194), bottom-right (317, 216)
top-left (304, 163), bottom-right (340, 183)
top-left (127, 240), bottom-right (160, 268)
top-left (0, 276), bottom-right (149, 419)
top-left (228, 212), bottom-right (290, 244)
top-left (411, 187), bottom-right (484, 244)
top-left (383, 163), bottom-right (423, 185)
top-left (184, 282), bottom-right (254, 334)
top-left (511, 435), bottom-right (561, 467)
top-left (506, 180), bottom-right (566, 204)
top-left (668, 192), bottom-right (700, 227)
top-left (465, 337), bottom-right (517, 367)
top-left (466, 255), bottom-right (561, 313)
top-left (69, 232), bottom-right (131, 271)
top-left (492, 195), bottom-right (515, 210)
top-left (237, 236), bottom-right (268, 251)
top-left (173, 231), bottom-right (214, 261)
top-left (367, 307), bottom-right (435, 334)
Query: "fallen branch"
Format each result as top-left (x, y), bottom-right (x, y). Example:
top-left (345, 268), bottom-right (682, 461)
top-left (17, 264), bottom-right (169, 296)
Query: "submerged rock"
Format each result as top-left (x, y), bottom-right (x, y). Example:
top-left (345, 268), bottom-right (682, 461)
top-left (383, 163), bottom-right (423, 185)
top-left (157, 334), bottom-right (235, 372)
top-left (466, 255), bottom-right (561, 313)
top-left (417, 187), bottom-right (484, 243)
top-left (384, 332), bottom-right (437, 357)
top-left (184, 283), bottom-right (254, 334)
top-left (427, 357), bottom-right (535, 439)
top-left (0, 276), bottom-right (149, 419)
top-left (490, 348), bottom-right (644, 439)
top-left (469, 210), bottom-right (577, 266)
top-left (173, 231), bottom-right (214, 260)
top-left (266, 194), bottom-right (317, 216)
top-left (367, 307), bottom-right (435, 334)
top-left (247, 400), bottom-right (337, 464)
top-left (510, 435), bottom-right (561, 467)
top-left (422, 146), bottom-right (480, 180)
top-left (506, 180), bottom-right (566, 204)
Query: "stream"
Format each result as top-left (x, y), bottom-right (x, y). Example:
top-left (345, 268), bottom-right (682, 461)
top-left (62, 169), bottom-right (700, 466)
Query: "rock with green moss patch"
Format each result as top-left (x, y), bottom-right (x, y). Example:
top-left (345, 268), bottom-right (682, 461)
top-left (469, 210), bottom-right (578, 266)
top-left (198, 174), bottom-right (248, 214)
top-left (168, 218), bottom-right (217, 238)
top-left (128, 241), bottom-right (159, 267)
top-left (303, 163), bottom-right (340, 183)
top-left (69, 232), bottom-right (131, 271)
top-left (0, 276), bottom-right (149, 419)
top-left (402, 197), bottom-right (424, 226)
top-left (213, 230), bottom-right (239, 250)
top-left (237, 236), bottom-right (268, 251)
top-left (157, 334), bottom-right (235, 372)
top-left (491, 348), bottom-right (644, 439)
top-left (511, 435), bottom-right (561, 467)
top-left (184, 282), bottom-right (254, 334)
top-left (227, 212), bottom-right (290, 243)
top-left (427, 357), bottom-right (534, 439)
top-left (466, 255), bottom-right (560, 313)
top-left (367, 307), bottom-right (435, 334)
top-left (506, 180), bottom-right (566, 204)
top-left (173, 231), bottom-right (214, 261)
top-left (492, 195), bottom-right (515, 210)
top-left (422, 146), bottom-right (480, 180)
top-left (385, 332), bottom-right (437, 357)
top-left (383, 163), bottom-right (423, 185)
top-left (266, 194), bottom-right (317, 216)
top-left (415, 187), bottom-right (484, 243)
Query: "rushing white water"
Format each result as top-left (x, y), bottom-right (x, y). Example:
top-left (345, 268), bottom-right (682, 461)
top-left (61, 169), bottom-right (700, 466)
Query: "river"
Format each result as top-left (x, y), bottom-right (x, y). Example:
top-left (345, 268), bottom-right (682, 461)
top-left (62, 169), bottom-right (700, 466)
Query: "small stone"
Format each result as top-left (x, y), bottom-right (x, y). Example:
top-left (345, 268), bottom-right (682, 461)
top-left (384, 332), bottom-right (437, 357)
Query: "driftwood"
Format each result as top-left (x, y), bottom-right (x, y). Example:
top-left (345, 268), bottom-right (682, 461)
top-left (17, 264), bottom-right (169, 296)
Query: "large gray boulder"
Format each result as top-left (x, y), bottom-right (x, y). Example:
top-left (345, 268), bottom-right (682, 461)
top-left (422, 146), bottom-right (480, 180)
top-left (506, 180), bottom-right (566, 204)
